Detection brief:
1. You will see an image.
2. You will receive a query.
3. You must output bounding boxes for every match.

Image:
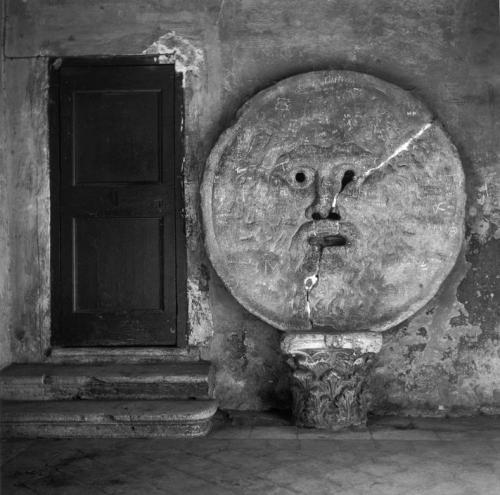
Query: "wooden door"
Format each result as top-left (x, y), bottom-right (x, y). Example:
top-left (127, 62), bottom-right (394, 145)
top-left (50, 59), bottom-right (185, 346)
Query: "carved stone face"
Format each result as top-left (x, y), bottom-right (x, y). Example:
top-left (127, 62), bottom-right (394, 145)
top-left (202, 71), bottom-right (465, 332)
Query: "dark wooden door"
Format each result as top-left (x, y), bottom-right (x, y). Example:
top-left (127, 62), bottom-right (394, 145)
top-left (50, 60), bottom-right (185, 346)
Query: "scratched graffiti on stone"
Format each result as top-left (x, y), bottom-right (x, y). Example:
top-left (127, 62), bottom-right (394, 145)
top-left (201, 71), bottom-right (466, 333)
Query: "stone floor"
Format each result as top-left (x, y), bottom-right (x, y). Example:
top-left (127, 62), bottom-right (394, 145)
top-left (2, 415), bottom-right (500, 494)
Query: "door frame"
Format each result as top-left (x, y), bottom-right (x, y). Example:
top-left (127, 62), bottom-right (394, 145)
top-left (48, 56), bottom-right (188, 348)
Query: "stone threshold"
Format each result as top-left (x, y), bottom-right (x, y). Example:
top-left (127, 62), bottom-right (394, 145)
top-left (0, 362), bottom-right (211, 401)
top-left (46, 347), bottom-right (202, 364)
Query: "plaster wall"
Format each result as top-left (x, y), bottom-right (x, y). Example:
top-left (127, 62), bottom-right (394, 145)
top-left (1, 0), bottom-right (499, 415)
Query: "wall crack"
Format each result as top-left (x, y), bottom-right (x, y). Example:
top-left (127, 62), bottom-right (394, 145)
top-left (361, 122), bottom-right (433, 183)
top-left (304, 246), bottom-right (323, 326)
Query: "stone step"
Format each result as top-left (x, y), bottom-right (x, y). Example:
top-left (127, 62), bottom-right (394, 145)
top-left (0, 362), bottom-right (211, 401)
top-left (0, 399), bottom-right (218, 438)
top-left (47, 347), bottom-right (201, 364)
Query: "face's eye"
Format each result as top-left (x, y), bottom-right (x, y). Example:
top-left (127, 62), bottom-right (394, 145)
top-left (295, 171), bottom-right (306, 183)
top-left (283, 167), bottom-right (314, 189)
top-left (270, 164), bottom-right (315, 189)
top-left (289, 168), bottom-right (314, 188)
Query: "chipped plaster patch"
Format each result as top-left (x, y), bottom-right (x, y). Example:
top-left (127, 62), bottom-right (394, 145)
top-left (187, 279), bottom-right (213, 346)
top-left (460, 336), bottom-right (500, 403)
top-left (470, 216), bottom-right (492, 243)
top-left (469, 159), bottom-right (500, 243)
top-left (143, 31), bottom-right (204, 83)
top-left (373, 247), bottom-right (488, 412)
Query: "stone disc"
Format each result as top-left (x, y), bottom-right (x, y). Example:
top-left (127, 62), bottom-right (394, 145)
top-left (201, 70), bottom-right (465, 333)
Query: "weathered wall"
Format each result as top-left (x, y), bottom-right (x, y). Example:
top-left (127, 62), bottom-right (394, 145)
top-left (2, 0), bottom-right (499, 414)
top-left (0, 1), bottom-right (12, 368)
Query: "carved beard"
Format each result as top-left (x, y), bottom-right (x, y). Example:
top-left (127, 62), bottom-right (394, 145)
top-left (289, 224), bottom-right (320, 275)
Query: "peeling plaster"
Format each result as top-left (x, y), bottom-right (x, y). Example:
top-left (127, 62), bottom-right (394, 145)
top-left (457, 236), bottom-right (500, 336)
top-left (187, 278), bottom-right (213, 346)
top-left (372, 244), bottom-right (498, 416)
top-left (142, 32), bottom-right (204, 84)
top-left (467, 149), bottom-right (500, 243)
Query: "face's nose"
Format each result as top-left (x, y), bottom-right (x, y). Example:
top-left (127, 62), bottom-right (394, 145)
top-left (305, 173), bottom-right (341, 220)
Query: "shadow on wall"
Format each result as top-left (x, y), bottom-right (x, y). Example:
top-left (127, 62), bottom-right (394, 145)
top-left (209, 267), bottom-right (292, 410)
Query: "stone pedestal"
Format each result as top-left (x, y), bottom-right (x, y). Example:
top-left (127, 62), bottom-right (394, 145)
top-left (281, 333), bottom-right (382, 430)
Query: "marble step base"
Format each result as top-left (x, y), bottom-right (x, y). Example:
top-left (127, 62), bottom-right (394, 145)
top-left (0, 362), bottom-right (211, 400)
top-left (46, 347), bottom-right (202, 364)
top-left (1, 399), bottom-right (218, 438)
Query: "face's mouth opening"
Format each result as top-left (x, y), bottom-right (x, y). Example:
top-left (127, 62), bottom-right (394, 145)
top-left (308, 233), bottom-right (347, 248)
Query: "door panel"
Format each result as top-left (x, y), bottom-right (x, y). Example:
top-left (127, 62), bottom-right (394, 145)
top-left (74, 217), bottom-right (163, 311)
top-left (51, 62), bottom-right (180, 347)
top-left (73, 90), bottom-right (161, 184)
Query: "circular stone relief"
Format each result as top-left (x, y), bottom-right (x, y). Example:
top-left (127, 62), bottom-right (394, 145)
top-left (201, 70), bottom-right (465, 333)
